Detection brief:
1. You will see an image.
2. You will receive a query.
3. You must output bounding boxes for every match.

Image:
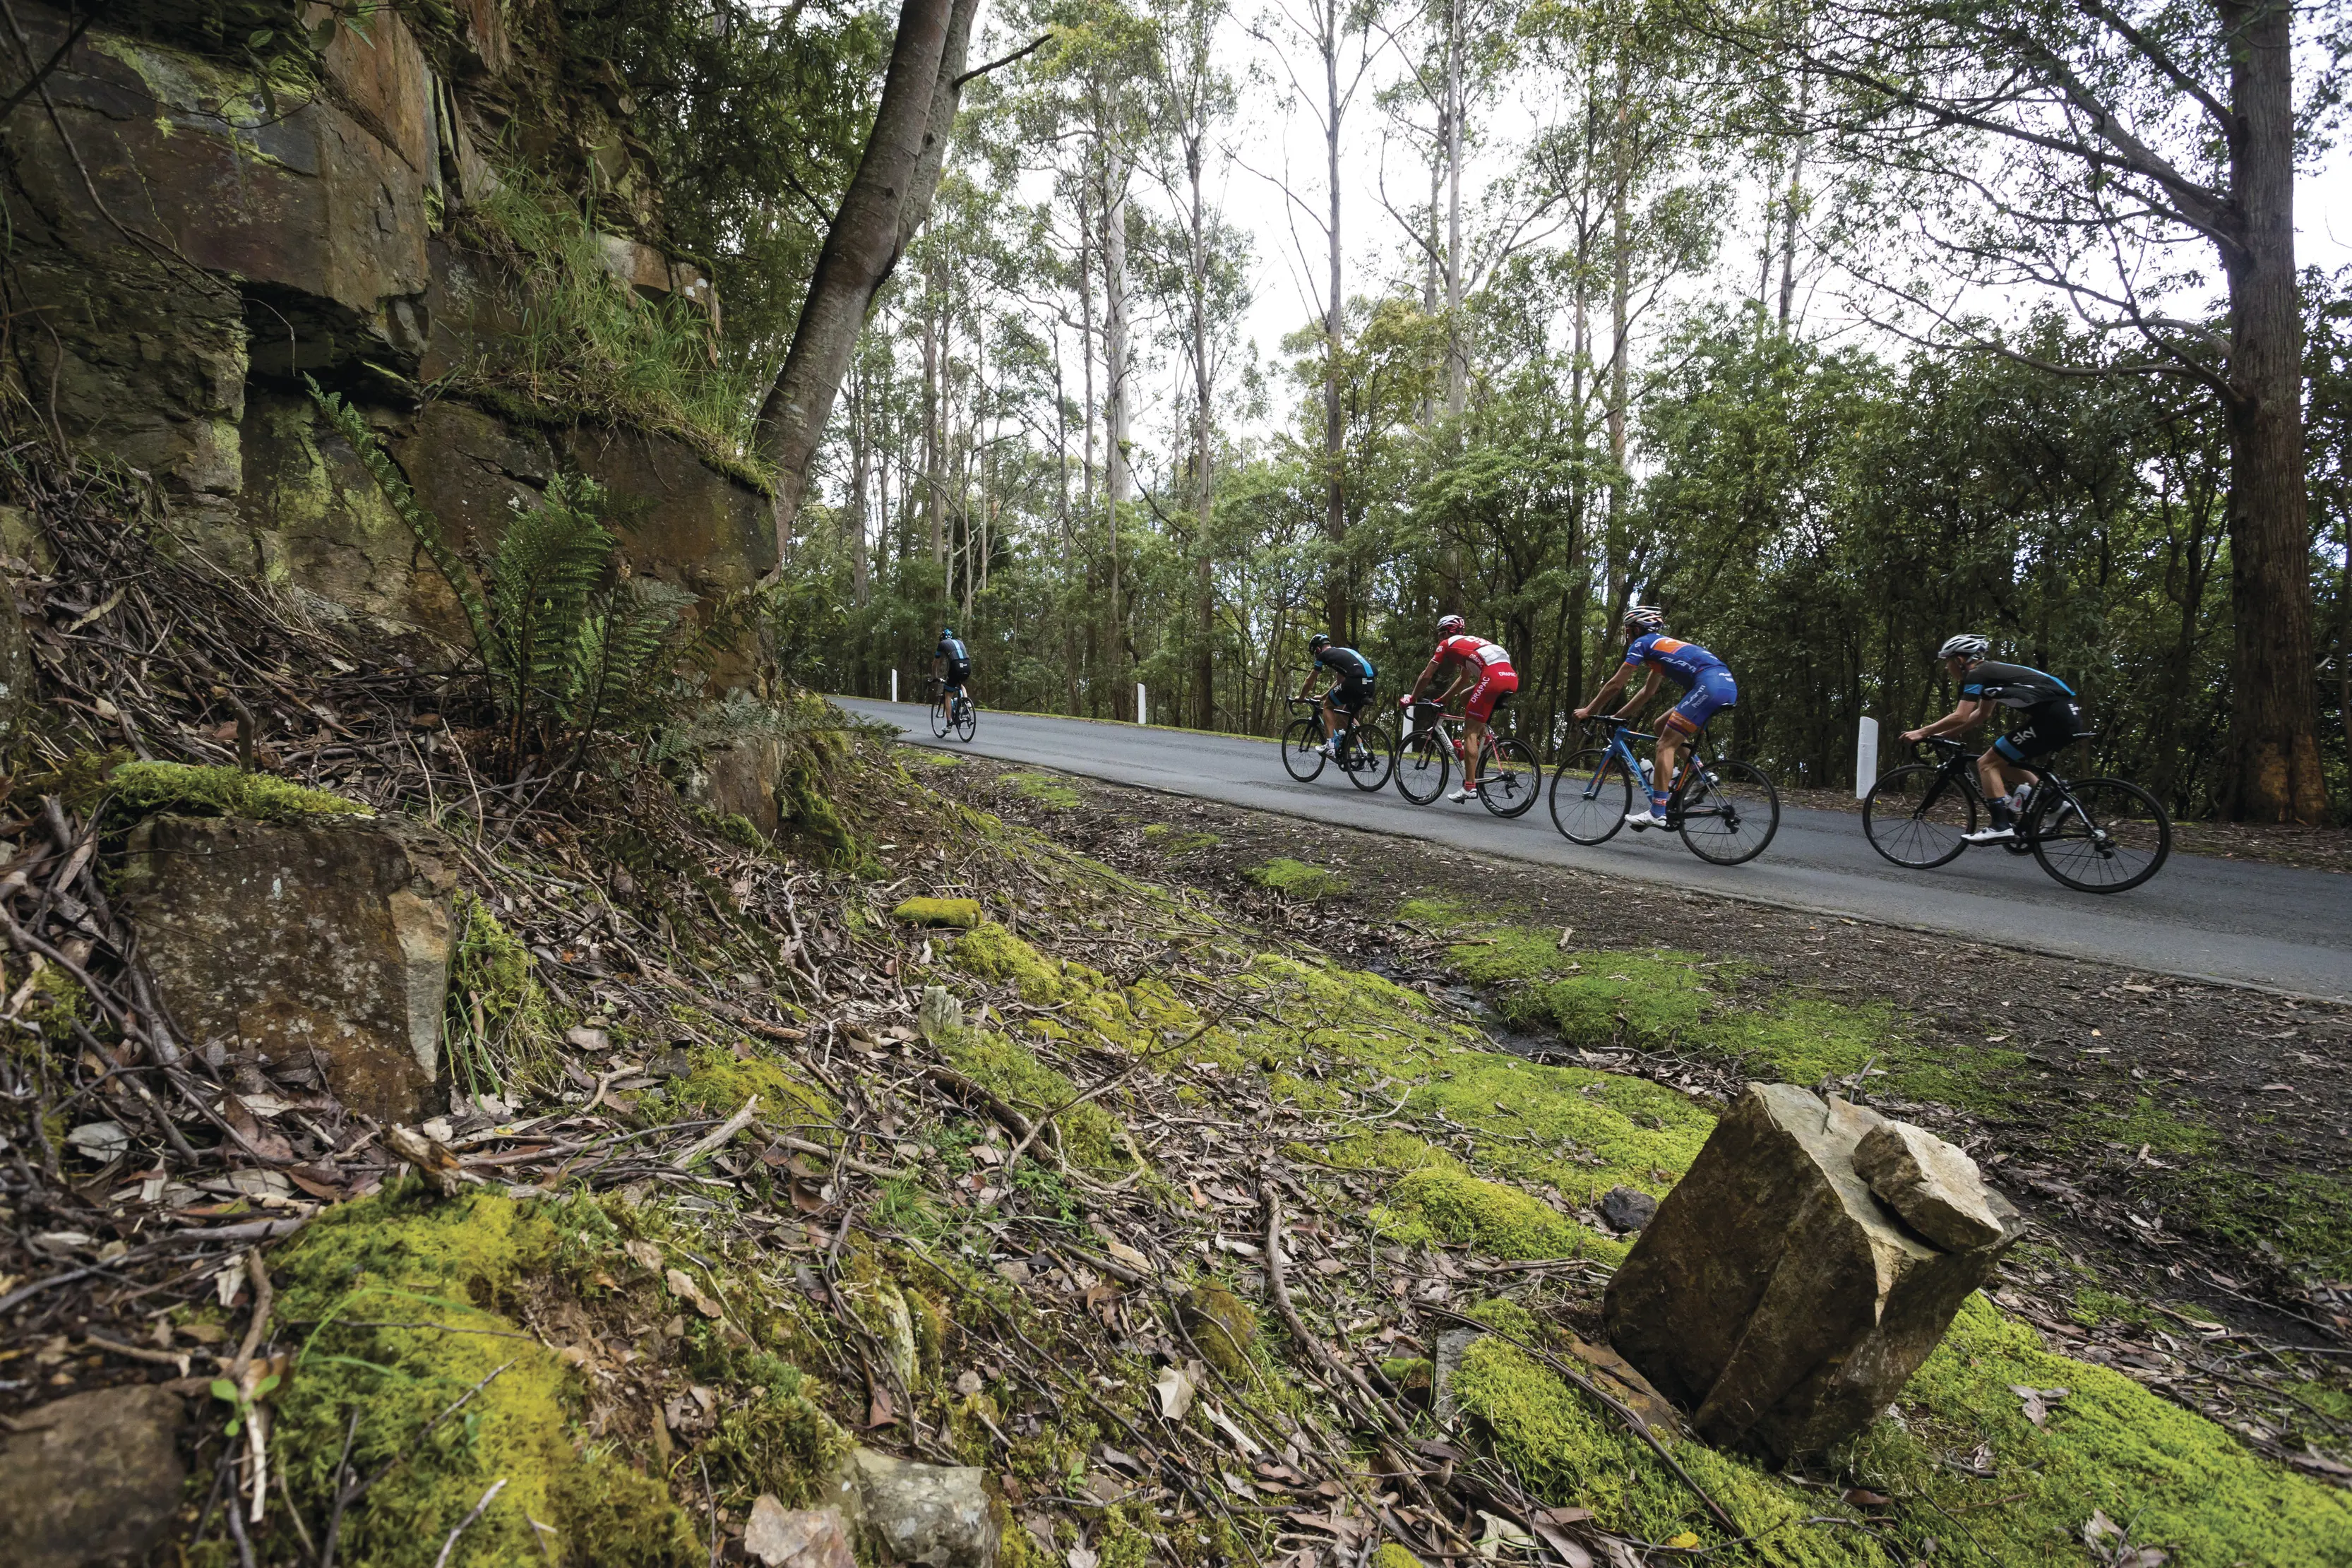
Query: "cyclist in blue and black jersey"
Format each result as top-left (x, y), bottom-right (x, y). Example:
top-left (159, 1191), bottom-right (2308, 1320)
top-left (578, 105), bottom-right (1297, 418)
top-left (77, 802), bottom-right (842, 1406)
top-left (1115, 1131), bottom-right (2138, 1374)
top-left (933, 628), bottom-right (972, 703)
top-left (1902, 633), bottom-right (2086, 844)
top-left (1574, 606), bottom-right (1739, 830)
top-left (1297, 633), bottom-right (1376, 757)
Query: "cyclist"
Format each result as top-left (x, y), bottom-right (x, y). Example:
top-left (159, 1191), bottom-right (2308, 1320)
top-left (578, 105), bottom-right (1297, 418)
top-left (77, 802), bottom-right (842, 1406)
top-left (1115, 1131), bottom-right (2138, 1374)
top-left (1900, 634), bottom-right (2084, 844)
top-left (933, 627), bottom-right (972, 708)
top-left (1296, 633), bottom-right (1377, 757)
top-left (1404, 615), bottom-right (1518, 803)
top-left (1575, 606), bottom-right (1738, 830)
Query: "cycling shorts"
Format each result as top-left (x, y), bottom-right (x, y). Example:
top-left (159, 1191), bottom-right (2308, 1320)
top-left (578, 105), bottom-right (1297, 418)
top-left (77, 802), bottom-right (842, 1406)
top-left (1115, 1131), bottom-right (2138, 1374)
top-left (943, 664), bottom-right (970, 688)
top-left (1993, 700), bottom-right (2084, 763)
top-left (1661, 668), bottom-right (1736, 736)
top-left (1325, 677), bottom-right (1375, 716)
top-left (1464, 665), bottom-right (1518, 723)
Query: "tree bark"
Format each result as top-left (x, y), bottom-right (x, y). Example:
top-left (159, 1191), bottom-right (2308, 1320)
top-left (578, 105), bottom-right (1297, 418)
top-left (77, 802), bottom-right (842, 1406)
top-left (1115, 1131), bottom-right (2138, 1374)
top-left (1443, 0), bottom-right (1467, 418)
top-left (1322, 13), bottom-right (1349, 643)
top-left (848, 361), bottom-right (871, 607)
top-left (753, 0), bottom-right (979, 564)
top-left (1189, 131), bottom-right (1217, 730)
top-left (2218, 0), bottom-right (2324, 822)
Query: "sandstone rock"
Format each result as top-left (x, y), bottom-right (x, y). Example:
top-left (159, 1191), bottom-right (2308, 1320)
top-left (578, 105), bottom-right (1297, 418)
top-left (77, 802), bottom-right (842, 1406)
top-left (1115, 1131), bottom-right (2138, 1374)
top-left (1602, 1083), bottom-right (2022, 1461)
top-left (744, 1499), bottom-right (856, 1568)
top-left (1853, 1120), bottom-right (2012, 1252)
top-left (820, 1448), bottom-right (999, 1568)
top-left (1598, 1185), bottom-right (1658, 1233)
top-left (123, 813), bottom-right (456, 1121)
top-left (0, 1384), bottom-right (186, 1567)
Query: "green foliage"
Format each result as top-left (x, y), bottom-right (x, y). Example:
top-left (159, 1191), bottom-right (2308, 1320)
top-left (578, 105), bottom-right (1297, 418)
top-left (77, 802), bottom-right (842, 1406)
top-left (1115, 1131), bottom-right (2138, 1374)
top-left (1243, 858), bottom-right (1347, 899)
top-left (105, 760), bottom-right (369, 822)
top-left (443, 892), bottom-right (560, 1100)
top-left (310, 380), bottom-right (764, 774)
top-left (893, 897), bottom-right (986, 928)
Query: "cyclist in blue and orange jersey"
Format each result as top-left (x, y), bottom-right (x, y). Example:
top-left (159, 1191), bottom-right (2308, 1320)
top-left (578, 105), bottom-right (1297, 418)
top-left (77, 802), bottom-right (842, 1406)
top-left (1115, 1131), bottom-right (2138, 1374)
top-left (1296, 633), bottom-right (1377, 757)
top-left (1575, 606), bottom-right (1739, 830)
top-left (1901, 633), bottom-right (2086, 844)
top-left (933, 627), bottom-right (971, 702)
top-left (1404, 614), bottom-right (1520, 803)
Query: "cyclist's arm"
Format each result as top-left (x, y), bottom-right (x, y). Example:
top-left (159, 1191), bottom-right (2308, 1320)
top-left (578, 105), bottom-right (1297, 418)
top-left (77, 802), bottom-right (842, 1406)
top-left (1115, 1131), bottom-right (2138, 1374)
top-left (1576, 664), bottom-right (1631, 718)
top-left (1904, 699), bottom-right (1989, 742)
top-left (1407, 657), bottom-right (1445, 705)
top-left (1617, 667), bottom-right (1665, 718)
top-left (1298, 663), bottom-right (1323, 700)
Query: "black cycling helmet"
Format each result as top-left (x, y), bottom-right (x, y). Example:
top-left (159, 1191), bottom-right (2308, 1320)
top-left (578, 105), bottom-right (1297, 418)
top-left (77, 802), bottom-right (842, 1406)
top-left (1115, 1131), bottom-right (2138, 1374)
top-left (1308, 632), bottom-right (1331, 651)
top-left (1436, 614), bottom-right (1467, 638)
top-left (1623, 604), bottom-right (1666, 635)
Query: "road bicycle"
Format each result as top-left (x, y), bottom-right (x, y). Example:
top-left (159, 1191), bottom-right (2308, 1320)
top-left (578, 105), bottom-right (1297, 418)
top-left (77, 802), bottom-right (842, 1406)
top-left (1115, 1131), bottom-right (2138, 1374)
top-left (1862, 736), bottom-right (2170, 894)
top-left (1393, 698), bottom-right (1541, 818)
top-left (929, 679), bottom-right (977, 743)
top-left (1280, 691), bottom-right (1396, 791)
top-left (1548, 715), bottom-right (1779, 865)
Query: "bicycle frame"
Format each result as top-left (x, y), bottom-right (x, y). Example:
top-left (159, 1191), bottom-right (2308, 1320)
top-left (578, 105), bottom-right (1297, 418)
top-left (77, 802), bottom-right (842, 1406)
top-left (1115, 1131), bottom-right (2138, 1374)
top-left (1581, 719), bottom-right (1723, 825)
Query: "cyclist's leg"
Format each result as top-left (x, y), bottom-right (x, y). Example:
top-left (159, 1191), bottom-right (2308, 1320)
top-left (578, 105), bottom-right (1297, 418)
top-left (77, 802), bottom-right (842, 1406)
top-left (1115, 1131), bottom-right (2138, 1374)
top-left (1320, 687), bottom-right (1342, 742)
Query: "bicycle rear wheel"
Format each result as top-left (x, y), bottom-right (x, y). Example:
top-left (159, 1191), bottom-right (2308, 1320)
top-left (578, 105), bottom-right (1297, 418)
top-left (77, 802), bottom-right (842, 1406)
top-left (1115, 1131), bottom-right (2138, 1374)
top-left (1678, 758), bottom-right (1779, 866)
top-left (1477, 737), bottom-right (1541, 818)
top-left (1396, 731), bottom-right (1450, 804)
top-left (1342, 719), bottom-right (1396, 791)
top-left (2030, 777), bottom-right (2170, 893)
top-left (1862, 764), bottom-right (1974, 869)
top-left (1281, 718), bottom-right (1327, 782)
top-left (1547, 748), bottom-right (1632, 844)
top-left (954, 696), bottom-right (977, 741)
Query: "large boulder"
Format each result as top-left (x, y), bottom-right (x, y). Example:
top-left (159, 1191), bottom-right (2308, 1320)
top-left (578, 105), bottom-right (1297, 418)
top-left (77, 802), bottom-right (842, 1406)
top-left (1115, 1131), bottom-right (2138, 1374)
top-left (0, 1384), bottom-right (187, 1567)
top-left (1602, 1083), bottom-right (2022, 1461)
top-left (122, 813), bottom-right (457, 1121)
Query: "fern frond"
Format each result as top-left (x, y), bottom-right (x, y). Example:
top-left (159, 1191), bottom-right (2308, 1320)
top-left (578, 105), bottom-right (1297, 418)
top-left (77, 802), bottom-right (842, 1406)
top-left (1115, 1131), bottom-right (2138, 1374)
top-left (306, 377), bottom-right (494, 665)
top-left (565, 576), bottom-right (693, 737)
top-left (486, 473), bottom-right (613, 722)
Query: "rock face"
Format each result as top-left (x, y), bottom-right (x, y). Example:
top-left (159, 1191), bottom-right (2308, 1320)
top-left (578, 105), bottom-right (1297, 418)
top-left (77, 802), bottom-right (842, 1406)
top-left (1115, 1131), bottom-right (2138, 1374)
top-left (819, 1447), bottom-right (999, 1568)
top-left (1602, 1083), bottom-right (2022, 1461)
top-left (0, 1384), bottom-right (187, 1568)
top-left (123, 813), bottom-right (457, 1120)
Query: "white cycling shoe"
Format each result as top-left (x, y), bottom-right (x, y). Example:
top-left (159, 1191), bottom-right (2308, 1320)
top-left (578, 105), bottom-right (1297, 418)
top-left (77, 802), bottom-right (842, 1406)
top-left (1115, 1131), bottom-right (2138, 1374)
top-left (1624, 809), bottom-right (1668, 830)
top-left (1961, 824), bottom-right (2017, 844)
top-left (1447, 784), bottom-right (1481, 803)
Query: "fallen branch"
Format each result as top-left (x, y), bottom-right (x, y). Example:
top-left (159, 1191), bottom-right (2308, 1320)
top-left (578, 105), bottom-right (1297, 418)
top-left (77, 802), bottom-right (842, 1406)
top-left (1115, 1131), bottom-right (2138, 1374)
top-left (673, 1095), bottom-right (760, 1168)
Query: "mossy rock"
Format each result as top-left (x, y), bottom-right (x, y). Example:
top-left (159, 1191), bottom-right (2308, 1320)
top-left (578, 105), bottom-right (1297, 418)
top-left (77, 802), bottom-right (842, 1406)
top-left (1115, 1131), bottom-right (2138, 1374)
top-left (1245, 857), bottom-right (1346, 900)
top-left (894, 897), bottom-right (985, 929)
top-left (1381, 1356), bottom-right (1435, 1407)
top-left (1142, 823), bottom-right (1220, 855)
top-left (1371, 1546), bottom-right (1426, 1568)
top-left (107, 760), bottom-right (370, 822)
top-left (1178, 1286), bottom-right (1258, 1379)
top-left (1005, 772), bottom-right (1080, 809)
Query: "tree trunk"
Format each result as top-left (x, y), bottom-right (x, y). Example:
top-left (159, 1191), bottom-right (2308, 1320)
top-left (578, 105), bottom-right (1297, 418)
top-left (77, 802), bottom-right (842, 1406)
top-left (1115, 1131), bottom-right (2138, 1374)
top-left (1102, 153), bottom-right (1133, 715)
top-left (1322, 19), bottom-right (1348, 643)
top-left (925, 263), bottom-right (945, 575)
top-left (1443, 0), bottom-right (1467, 418)
top-left (2219, 0), bottom-right (2325, 822)
top-left (1190, 134), bottom-right (1216, 730)
top-left (754, 0), bottom-right (978, 563)
top-left (848, 362), bottom-right (871, 606)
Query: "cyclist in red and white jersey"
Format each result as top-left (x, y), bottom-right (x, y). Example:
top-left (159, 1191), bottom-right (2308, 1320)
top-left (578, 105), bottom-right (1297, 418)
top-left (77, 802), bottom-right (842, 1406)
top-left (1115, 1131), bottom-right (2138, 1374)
top-left (1404, 615), bottom-right (1519, 803)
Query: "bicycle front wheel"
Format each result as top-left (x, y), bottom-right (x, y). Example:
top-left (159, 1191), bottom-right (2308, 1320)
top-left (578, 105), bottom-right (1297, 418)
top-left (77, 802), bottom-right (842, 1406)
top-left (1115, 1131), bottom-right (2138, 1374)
top-left (929, 697), bottom-right (950, 738)
top-left (954, 697), bottom-right (977, 742)
top-left (1863, 764), bottom-right (1974, 869)
top-left (2030, 778), bottom-right (2171, 894)
top-left (1547, 748), bottom-right (1632, 844)
top-left (1679, 758), bottom-right (1780, 866)
top-left (1342, 719), bottom-right (1396, 792)
top-left (1281, 718), bottom-right (1327, 782)
top-left (1395, 731), bottom-right (1450, 804)
top-left (1478, 738), bottom-right (1541, 818)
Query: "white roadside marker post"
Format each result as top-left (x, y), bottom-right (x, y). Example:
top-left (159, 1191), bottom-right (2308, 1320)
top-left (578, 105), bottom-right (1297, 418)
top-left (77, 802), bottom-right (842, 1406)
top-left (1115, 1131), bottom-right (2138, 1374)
top-left (1136, 684), bottom-right (1148, 726)
top-left (890, 669), bottom-right (899, 704)
top-left (1856, 716), bottom-right (1878, 798)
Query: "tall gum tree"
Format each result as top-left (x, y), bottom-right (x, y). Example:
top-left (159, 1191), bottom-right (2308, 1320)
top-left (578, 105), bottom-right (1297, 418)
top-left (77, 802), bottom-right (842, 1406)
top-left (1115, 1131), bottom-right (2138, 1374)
top-left (1724, 0), bottom-right (2341, 821)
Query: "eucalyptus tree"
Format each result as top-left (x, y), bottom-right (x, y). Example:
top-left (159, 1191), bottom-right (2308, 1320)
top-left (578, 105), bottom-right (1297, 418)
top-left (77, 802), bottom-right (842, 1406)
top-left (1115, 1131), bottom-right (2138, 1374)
top-left (1713, 0), bottom-right (2346, 821)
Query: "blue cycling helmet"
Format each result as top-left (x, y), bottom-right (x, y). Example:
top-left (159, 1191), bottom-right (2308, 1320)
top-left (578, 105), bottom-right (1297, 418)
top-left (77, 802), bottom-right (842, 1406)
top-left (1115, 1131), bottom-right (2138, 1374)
top-left (941, 627), bottom-right (957, 638)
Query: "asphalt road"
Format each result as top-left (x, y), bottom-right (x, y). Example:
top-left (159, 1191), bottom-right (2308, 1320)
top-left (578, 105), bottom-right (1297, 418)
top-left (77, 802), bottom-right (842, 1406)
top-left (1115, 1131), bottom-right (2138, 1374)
top-left (833, 697), bottom-right (2352, 1000)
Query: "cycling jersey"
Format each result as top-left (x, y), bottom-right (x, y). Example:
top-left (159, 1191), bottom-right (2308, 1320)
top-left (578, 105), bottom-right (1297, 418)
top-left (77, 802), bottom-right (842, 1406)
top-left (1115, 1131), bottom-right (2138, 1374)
top-left (1959, 661), bottom-right (2074, 710)
top-left (1314, 645), bottom-right (1376, 683)
top-left (936, 636), bottom-right (970, 681)
top-left (1624, 632), bottom-right (1728, 689)
top-left (1436, 635), bottom-right (1513, 671)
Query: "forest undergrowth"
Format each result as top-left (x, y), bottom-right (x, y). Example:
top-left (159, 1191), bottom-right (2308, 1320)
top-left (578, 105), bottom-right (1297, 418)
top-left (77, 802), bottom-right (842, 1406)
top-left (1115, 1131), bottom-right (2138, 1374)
top-left (1, 433), bottom-right (2346, 1568)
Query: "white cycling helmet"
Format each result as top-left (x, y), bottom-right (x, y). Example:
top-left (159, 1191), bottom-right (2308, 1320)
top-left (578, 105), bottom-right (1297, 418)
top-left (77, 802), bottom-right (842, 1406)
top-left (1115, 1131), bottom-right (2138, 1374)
top-left (1623, 604), bottom-right (1666, 634)
top-left (1436, 614), bottom-right (1467, 638)
top-left (1937, 633), bottom-right (1990, 662)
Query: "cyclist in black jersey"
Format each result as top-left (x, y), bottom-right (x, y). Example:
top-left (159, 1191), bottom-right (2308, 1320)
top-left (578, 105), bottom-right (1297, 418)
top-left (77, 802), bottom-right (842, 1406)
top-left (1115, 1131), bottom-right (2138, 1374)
top-left (934, 628), bottom-right (972, 702)
top-left (1297, 633), bottom-right (1376, 757)
top-left (1901, 633), bottom-right (2087, 844)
